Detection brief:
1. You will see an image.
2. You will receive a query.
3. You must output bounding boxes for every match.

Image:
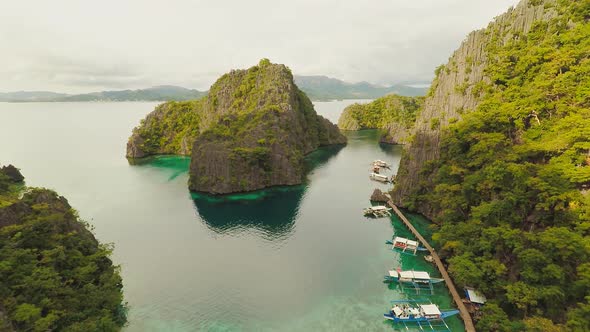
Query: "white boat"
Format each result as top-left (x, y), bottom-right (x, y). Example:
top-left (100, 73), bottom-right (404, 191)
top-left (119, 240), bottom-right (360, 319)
top-left (373, 160), bottom-right (391, 168)
top-left (370, 172), bottom-right (390, 183)
top-left (384, 301), bottom-right (459, 323)
top-left (363, 205), bottom-right (392, 217)
top-left (385, 269), bottom-right (444, 284)
top-left (386, 236), bottom-right (428, 255)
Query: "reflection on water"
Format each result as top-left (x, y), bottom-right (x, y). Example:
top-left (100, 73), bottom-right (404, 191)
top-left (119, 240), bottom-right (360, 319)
top-left (191, 145), bottom-right (344, 241)
top-left (192, 186), bottom-right (304, 241)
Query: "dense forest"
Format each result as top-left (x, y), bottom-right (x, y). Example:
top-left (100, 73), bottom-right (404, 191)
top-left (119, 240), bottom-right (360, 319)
top-left (405, 1), bottom-right (590, 330)
top-left (0, 166), bottom-right (126, 331)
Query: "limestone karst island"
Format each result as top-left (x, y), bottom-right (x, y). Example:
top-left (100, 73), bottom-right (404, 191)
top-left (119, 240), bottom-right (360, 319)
top-left (127, 60), bottom-right (346, 194)
top-left (1, 0), bottom-right (590, 331)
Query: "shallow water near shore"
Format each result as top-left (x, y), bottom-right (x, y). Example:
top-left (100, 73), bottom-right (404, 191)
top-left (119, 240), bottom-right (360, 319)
top-left (0, 101), bottom-right (463, 331)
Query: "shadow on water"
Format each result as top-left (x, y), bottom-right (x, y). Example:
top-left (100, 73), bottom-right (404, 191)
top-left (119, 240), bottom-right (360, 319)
top-left (191, 144), bottom-right (344, 241)
top-left (379, 141), bottom-right (403, 156)
top-left (128, 155), bottom-right (191, 181)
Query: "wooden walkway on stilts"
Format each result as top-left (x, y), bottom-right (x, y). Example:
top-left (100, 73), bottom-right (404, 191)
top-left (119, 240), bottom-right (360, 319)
top-left (387, 201), bottom-right (476, 332)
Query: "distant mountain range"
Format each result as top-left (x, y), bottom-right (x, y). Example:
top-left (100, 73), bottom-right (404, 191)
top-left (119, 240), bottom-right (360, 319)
top-left (0, 86), bottom-right (206, 102)
top-left (294, 76), bottom-right (428, 101)
top-left (0, 76), bottom-right (428, 103)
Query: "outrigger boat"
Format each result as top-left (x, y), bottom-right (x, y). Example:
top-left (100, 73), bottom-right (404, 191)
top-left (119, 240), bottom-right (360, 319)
top-left (385, 269), bottom-right (444, 284)
top-left (369, 172), bottom-right (391, 183)
top-left (372, 160), bottom-right (391, 169)
top-left (363, 205), bottom-right (392, 218)
top-left (386, 236), bottom-right (428, 255)
top-left (384, 300), bottom-right (459, 323)
top-left (385, 269), bottom-right (444, 295)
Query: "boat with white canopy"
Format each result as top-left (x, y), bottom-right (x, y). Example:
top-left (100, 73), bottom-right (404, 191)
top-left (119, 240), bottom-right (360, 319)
top-left (385, 269), bottom-right (445, 294)
top-left (372, 160), bottom-right (391, 168)
top-left (384, 300), bottom-right (459, 322)
top-left (385, 270), bottom-right (444, 284)
top-left (369, 172), bottom-right (391, 183)
top-left (363, 205), bottom-right (392, 218)
top-left (386, 236), bottom-right (428, 255)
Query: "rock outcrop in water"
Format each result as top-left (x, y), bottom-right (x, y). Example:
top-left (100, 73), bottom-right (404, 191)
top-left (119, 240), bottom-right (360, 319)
top-left (127, 59), bottom-right (346, 194)
top-left (391, 0), bottom-right (559, 217)
top-left (337, 94), bottom-right (423, 144)
top-left (0, 166), bottom-right (126, 331)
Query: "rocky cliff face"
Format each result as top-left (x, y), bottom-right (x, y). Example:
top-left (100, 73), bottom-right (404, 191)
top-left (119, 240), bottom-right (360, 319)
top-left (391, 0), bottom-right (558, 217)
top-left (337, 94), bottom-right (423, 144)
top-left (127, 59), bottom-right (346, 194)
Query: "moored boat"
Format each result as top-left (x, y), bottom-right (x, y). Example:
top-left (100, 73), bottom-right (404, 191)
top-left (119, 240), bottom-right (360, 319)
top-left (384, 301), bottom-right (459, 323)
top-left (363, 205), bottom-right (392, 218)
top-left (384, 269), bottom-right (444, 284)
top-left (386, 236), bottom-right (428, 255)
top-left (369, 172), bottom-right (391, 183)
top-left (372, 159), bottom-right (391, 168)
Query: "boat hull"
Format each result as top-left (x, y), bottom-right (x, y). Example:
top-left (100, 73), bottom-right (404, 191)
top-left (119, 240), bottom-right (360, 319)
top-left (383, 276), bottom-right (444, 284)
top-left (383, 309), bottom-right (460, 322)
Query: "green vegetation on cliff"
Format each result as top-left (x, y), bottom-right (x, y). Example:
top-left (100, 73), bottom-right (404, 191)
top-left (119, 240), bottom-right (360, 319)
top-left (131, 99), bottom-right (205, 156)
top-left (0, 166), bottom-right (126, 331)
top-left (405, 1), bottom-right (590, 330)
top-left (338, 94), bottom-right (423, 130)
top-left (337, 94), bottom-right (423, 143)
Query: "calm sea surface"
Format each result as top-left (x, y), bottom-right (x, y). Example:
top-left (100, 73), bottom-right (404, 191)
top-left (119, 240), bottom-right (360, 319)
top-left (0, 101), bottom-right (463, 331)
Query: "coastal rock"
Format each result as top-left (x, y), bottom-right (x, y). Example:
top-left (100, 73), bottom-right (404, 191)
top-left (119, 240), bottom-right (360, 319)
top-left (380, 122), bottom-right (411, 145)
top-left (0, 165), bottom-right (24, 183)
top-left (337, 94), bottom-right (423, 144)
top-left (127, 59), bottom-right (346, 194)
top-left (370, 188), bottom-right (390, 203)
top-left (391, 0), bottom-right (558, 218)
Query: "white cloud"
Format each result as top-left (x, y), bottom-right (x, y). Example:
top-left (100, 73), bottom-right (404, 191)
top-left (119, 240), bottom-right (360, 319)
top-left (0, 0), bottom-right (520, 93)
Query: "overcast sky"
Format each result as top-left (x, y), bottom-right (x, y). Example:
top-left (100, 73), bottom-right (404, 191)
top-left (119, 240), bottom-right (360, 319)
top-left (0, 0), bottom-right (520, 93)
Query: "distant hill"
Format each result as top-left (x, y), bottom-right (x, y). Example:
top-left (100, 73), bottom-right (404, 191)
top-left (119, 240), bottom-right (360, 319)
top-left (294, 75), bottom-right (427, 100)
top-left (0, 86), bottom-right (206, 102)
top-left (0, 77), bottom-right (427, 103)
top-left (0, 91), bottom-right (68, 102)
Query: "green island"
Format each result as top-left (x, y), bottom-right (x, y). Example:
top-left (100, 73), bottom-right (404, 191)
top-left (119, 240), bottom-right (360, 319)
top-left (337, 94), bottom-right (424, 144)
top-left (377, 0), bottom-right (590, 330)
top-left (0, 165), bottom-right (126, 331)
top-left (127, 59), bottom-right (346, 194)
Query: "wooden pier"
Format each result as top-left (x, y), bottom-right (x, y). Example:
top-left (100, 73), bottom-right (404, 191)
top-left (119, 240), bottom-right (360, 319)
top-left (387, 202), bottom-right (476, 332)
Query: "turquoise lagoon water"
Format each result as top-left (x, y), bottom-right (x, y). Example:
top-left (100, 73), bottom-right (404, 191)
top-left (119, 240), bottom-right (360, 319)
top-left (0, 101), bottom-right (463, 331)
